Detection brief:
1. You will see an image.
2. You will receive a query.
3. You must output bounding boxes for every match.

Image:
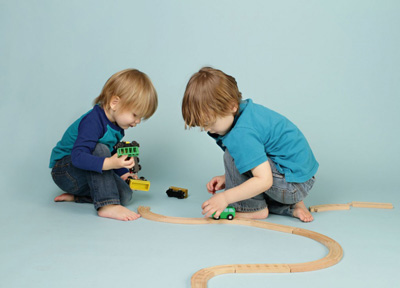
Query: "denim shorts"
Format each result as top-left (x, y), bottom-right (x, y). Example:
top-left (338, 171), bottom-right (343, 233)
top-left (223, 149), bottom-right (315, 216)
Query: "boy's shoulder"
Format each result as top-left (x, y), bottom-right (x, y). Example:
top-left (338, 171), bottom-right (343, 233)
top-left (242, 99), bottom-right (283, 116)
top-left (236, 99), bottom-right (283, 128)
top-left (84, 105), bottom-right (103, 120)
top-left (81, 105), bottom-right (110, 126)
top-left (76, 105), bottom-right (122, 134)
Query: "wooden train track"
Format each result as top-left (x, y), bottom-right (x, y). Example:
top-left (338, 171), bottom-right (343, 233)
top-left (138, 206), bottom-right (344, 288)
top-left (309, 201), bottom-right (394, 212)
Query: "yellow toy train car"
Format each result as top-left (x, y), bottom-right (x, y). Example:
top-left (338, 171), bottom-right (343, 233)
top-left (126, 178), bottom-right (151, 191)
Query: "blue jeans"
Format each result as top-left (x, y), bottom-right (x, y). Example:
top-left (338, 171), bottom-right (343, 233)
top-left (51, 143), bottom-right (133, 210)
top-left (224, 149), bottom-right (315, 217)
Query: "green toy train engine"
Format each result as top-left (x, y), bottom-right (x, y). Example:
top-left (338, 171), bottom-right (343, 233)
top-left (114, 141), bottom-right (150, 191)
top-left (115, 140), bottom-right (140, 158)
top-left (114, 141), bottom-right (141, 173)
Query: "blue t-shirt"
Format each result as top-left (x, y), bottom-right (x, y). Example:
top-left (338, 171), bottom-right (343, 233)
top-left (209, 99), bottom-right (319, 183)
top-left (49, 105), bottom-right (128, 176)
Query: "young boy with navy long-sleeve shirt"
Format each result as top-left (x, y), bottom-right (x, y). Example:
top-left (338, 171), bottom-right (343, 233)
top-left (50, 69), bottom-right (158, 221)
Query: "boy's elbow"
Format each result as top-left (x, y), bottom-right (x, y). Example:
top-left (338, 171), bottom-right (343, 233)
top-left (261, 175), bottom-right (273, 192)
top-left (263, 181), bottom-right (272, 192)
top-left (70, 151), bottom-right (79, 167)
top-left (71, 150), bottom-right (86, 170)
top-left (253, 177), bottom-right (272, 193)
top-left (252, 161), bottom-right (273, 192)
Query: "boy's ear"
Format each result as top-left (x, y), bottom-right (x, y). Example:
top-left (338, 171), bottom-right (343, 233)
top-left (109, 96), bottom-right (120, 111)
top-left (231, 104), bottom-right (238, 113)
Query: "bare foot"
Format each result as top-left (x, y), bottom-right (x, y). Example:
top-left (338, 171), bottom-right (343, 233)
top-left (97, 204), bottom-right (141, 221)
top-left (54, 193), bottom-right (75, 202)
top-left (236, 207), bottom-right (269, 220)
top-left (293, 201), bottom-right (314, 222)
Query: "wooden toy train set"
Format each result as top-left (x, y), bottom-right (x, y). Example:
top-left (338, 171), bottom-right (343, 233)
top-left (138, 202), bottom-right (393, 288)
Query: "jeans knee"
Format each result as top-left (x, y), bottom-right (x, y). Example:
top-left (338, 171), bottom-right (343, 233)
top-left (120, 191), bottom-right (133, 206)
top-left (223, 149), bottom-right (233, 166)
top-left (93, 143), bottom-right (111, 157)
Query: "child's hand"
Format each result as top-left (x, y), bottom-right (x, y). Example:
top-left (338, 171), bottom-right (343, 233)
top-left (201, 192), bottom-right (229, 219)
top-left (103, 153), bottom-right (135, 171)
top-left (207, 175), bottom-right (226, 194)
top-left (120, 172), bottom-right (138, 181)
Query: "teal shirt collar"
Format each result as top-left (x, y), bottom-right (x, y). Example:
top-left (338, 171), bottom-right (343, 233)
top-left (208, 98), bottom-right (251, 147)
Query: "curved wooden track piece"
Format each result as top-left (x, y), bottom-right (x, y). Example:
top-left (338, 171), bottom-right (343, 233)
top-left (309, 201), bottom-right (394, 212)
top-left (138, 206), bottom-right (343, 288)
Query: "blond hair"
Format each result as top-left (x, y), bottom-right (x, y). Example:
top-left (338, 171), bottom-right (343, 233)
top-left (94, 69), bottom-right (158, 119)
top-left (182, 67), bottom-right (242, 128)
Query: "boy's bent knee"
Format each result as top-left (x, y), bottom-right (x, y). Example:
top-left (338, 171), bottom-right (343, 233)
top-left (92, 143), bottom-right (111, 157)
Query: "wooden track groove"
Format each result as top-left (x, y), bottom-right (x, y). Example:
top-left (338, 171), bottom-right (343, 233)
top-left (138, 206), bottom-right (344, 287)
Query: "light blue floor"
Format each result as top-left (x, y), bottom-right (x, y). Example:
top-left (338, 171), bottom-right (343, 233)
top-left (1, 174), bottom-right (398, 288)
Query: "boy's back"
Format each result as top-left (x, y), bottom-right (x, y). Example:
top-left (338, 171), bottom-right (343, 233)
top-left (209, 99), bottom-right (318, 182)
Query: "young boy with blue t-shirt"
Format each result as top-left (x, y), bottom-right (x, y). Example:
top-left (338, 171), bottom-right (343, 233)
top-left (182, 67), bottom-right (318, 222)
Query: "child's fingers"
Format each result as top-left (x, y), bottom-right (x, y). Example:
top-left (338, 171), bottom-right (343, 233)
top-left (202, 201), bottom-right (218, 218)
top-left (206, 182), bottom-right (216, 193)
top-left (212, 210), bottom-right (221, 219)
top-left (207, 185), bottom-right (216, 194)
top-left (122, 157), bottom-right (135, 167)
top-left (204, 207), bottom-right (219, 218)
top-left (215, 183), bottom-right (223, 190)
top-left (203, 207), bottom-right (216, 218)
top-left (119, 155), bottom-right (133, 167)
top-left (119, 155), bottom-right (135, 167)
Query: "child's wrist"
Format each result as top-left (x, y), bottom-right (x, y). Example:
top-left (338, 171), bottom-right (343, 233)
top-left (220, 191), bottom-right (231, 205)
top-left (102, 157), bottom-right (113, 170)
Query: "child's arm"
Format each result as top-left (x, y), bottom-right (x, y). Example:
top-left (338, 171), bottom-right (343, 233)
top-left (71, 110), bottom-right (135, 174)
top-left (202, 160), bottom-right (273, 218)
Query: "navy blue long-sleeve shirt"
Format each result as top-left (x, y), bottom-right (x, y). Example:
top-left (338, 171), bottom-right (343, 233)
top-left (49, 105), bottom-right (128, 176)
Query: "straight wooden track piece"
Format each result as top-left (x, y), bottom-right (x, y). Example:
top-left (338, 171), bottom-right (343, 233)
top-left (309, 201), bottom-right (394, 212)
top-left (309, 204), bottom-right (351, 212)
top-left (350, 201), bottom-right (394, 209)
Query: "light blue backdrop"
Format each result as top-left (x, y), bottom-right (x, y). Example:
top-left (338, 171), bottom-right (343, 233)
top-left (1, 1), bottom-right (399, 287)
top-left (2, 0), bottom-right (399, 203)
